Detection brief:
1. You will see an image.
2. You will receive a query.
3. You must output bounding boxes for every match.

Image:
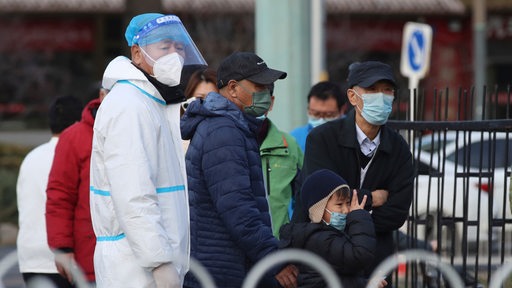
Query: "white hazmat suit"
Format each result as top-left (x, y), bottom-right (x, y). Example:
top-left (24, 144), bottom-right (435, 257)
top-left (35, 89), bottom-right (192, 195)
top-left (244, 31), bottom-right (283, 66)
top-left (90, 55), bottom-right (189, 287)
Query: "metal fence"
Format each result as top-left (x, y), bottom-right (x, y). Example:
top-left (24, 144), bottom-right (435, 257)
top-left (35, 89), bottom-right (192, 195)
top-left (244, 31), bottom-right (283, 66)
top-left (387, 86), bottom-right (512, 287)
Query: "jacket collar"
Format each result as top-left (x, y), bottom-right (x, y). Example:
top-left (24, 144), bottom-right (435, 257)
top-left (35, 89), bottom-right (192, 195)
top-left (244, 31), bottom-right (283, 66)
top-left (102, 56), bottom-right (164, 104)
top-left (181, 92), bottom-right (260, 139)
top-left (260, 120), bottom-right (289, 154)
top-left (82, 98), bottom-right (102, 127)
top-left (337, 109), bottom-right (393, 155)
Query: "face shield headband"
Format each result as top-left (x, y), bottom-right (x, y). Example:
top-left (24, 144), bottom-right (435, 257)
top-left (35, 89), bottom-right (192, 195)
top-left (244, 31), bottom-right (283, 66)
top-left (132, 15), bottom-right (207, 66)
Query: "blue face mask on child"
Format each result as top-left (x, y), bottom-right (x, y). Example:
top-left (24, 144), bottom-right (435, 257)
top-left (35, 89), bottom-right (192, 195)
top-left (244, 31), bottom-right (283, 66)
top-left (324, 208), bottom-right (347, 231)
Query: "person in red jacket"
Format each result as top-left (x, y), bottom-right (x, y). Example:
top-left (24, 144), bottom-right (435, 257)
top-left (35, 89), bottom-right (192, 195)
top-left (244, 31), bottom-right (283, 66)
top-left (46, 85), bottom-right (108, 284)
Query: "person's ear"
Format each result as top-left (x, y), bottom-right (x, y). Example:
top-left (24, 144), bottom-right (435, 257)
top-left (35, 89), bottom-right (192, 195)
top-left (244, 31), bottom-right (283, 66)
top-left (347, 88), bottom-right (358, 106)
top-left (131, 45), bottom-right (143, 66)
top-left (227, 80), bottom-right (238, 98)
top-left (98, 89), bottom-right (108, 101)
top-left (268, 95), bottom-right (275, 112)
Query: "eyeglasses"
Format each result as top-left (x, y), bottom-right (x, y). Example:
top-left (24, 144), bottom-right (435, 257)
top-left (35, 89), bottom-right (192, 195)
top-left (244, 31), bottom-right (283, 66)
top-left (308, 108), bottom-right (340, 119)
top-left (181, 97), bottom-right (197, 111)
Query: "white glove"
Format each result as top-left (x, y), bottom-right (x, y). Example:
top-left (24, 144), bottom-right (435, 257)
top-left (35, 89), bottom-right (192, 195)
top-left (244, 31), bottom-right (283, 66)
top-left (152, 263), bottom-right (181, 288)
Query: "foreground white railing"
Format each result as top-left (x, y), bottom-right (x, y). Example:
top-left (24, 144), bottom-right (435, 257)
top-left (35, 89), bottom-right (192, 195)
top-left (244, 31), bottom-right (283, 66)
top-left (367, 250), bottom-right (464, 288)
top-left (242, 248), bottom-right (342, 288)
top-left (2, 248), bottom-right (512, 288)
top-left (0, 250), bottom-right (17, 288)
top-left (489, 261), bottom-right (512, 288)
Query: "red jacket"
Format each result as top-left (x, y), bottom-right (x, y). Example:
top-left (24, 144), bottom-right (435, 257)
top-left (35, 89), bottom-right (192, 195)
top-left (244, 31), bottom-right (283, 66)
top-left (46, 98), bottom-right (101, 281)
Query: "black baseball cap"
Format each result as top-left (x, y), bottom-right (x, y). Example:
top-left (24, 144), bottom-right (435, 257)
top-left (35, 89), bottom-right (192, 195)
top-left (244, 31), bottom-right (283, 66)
top-left (217, 51), bottom-right (287, 89)
top-left (347, 61), bottom-right (396, 88)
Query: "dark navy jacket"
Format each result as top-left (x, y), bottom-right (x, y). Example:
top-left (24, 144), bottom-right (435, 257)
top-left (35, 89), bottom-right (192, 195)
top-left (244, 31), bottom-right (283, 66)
top-left (181, 92), bottom-right (278, 288)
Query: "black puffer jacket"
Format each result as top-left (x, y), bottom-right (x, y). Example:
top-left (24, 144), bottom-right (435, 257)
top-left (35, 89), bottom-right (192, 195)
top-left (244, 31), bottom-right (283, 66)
top-left (279, 209), bottom-right (376, 288)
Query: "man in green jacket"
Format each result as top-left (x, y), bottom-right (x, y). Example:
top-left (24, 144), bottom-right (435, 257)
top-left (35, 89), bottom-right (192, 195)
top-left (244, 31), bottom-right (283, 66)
top-left (257, 84), bottom-right (303, 238)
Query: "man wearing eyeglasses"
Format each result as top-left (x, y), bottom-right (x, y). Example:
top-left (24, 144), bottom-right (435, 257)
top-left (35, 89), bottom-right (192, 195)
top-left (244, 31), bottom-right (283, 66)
top-left (290, 81), bottom-right (347, 152)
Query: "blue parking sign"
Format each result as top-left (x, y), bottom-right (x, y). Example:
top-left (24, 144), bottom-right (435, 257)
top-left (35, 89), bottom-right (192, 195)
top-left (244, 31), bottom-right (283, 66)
top-left (400, 22), bottom-right (433, 79)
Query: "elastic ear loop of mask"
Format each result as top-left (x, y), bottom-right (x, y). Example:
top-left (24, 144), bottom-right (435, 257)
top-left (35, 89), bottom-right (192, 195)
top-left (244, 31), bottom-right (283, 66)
top-left (139, 47), bottom-right (157, 66)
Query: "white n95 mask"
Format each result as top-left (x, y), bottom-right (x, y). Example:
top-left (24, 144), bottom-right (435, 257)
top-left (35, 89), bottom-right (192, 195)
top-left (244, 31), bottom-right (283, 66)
top-left (141, 49), bottom-right (184, 87)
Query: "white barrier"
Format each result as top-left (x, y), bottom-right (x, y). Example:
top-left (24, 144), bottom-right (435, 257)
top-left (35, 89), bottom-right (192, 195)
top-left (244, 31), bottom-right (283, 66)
top-left (0, 250), bottom-right (17, 288)
top-left (0, 249), bottom-right (215, 288)
top-left (3, 248), bottom-right (512, 287)
top-left (367, 250), bottom-right (464, 288)
top-left (489, 261), bottom-right (512, 288)
top-left (242, 248), bottom-right (342, 288)
top-left (0, 249), bottom-right (90, 288)
top-left (189, 258), bottom-right (216, 288)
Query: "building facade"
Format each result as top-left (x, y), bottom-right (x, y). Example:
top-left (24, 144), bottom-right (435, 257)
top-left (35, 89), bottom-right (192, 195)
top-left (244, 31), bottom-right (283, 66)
top-left (0, 0), bottom-right (510, 128)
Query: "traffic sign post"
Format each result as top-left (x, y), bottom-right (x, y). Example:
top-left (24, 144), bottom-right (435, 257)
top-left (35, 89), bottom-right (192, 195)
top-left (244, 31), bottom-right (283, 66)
top-left (400, 22), bottom-right (433, 122)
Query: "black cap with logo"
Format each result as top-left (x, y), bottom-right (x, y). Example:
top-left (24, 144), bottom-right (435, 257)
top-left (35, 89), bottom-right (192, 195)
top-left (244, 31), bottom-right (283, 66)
top-left (217, 51), bottom-right (287, 89)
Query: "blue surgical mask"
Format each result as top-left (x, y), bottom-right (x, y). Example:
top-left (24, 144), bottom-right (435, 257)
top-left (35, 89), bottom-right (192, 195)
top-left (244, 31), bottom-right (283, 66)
top-left (308, 115), bottom-right (338, 128)
top-left (353, 90), bottom-right (394, 126)
top-left (324, 208), bottom-right (347, 231)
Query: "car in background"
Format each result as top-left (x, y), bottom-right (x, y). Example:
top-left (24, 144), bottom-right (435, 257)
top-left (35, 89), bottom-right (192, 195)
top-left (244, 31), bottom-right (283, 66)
top-left (411, 131), bottom-right (512, 254)
top-left (414, 131), bottom-right (458, 154)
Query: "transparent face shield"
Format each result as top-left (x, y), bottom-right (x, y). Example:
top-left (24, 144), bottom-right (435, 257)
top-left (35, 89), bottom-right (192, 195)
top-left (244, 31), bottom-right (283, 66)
top-left (133, 15), bottom-right (207, 67)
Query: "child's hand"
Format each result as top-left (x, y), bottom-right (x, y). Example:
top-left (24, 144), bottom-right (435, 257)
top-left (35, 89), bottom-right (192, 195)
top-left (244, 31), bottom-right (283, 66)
top-left (350, 190), bottom-right (367, 211)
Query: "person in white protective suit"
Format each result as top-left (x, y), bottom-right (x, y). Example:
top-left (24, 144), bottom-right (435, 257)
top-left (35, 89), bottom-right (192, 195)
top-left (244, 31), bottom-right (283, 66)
top-left (90, 13), bottom-right (206, 288)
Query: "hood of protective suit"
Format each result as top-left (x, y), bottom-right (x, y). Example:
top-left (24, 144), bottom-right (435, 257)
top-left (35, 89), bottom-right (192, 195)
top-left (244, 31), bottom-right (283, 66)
top-left (180, 92), bottom-right (261, 141)
top-left (102, 56), bottom-right (146, 90)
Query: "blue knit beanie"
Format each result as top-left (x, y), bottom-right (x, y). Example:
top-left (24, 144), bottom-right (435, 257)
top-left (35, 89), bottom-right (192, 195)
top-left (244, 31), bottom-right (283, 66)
top-left (301, 169), bottom-right (350, 223)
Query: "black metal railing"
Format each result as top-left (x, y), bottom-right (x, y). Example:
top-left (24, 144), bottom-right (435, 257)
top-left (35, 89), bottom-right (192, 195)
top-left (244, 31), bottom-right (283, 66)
top-left (387, 86), bottom-right (512, 287)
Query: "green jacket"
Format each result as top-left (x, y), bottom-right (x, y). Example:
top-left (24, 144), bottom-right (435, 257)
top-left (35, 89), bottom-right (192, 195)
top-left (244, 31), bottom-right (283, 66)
top-left (260, 120), bottom-right (303, 238)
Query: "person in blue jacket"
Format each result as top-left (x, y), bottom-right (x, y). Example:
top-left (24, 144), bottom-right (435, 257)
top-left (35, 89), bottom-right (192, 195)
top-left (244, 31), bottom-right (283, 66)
top-left (290, 81), bottom-right (347, 152)
top-left (181, 51), bottom-right (297, 288)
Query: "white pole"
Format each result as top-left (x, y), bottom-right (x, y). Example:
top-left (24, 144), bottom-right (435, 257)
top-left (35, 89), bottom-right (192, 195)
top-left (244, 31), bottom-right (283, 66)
top-left (408, 76), bottom-right (419, 150)
top-left (472, 0), bottom-right (486, 120)
top-left (409, 76), bottom-right (419, 122)
top-left (310, 0), bottom-right (327, 84)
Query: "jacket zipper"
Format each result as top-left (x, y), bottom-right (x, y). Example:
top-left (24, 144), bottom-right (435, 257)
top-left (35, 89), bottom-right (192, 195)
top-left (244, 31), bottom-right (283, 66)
top-left (265, 157), bottom-right (271, 196)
